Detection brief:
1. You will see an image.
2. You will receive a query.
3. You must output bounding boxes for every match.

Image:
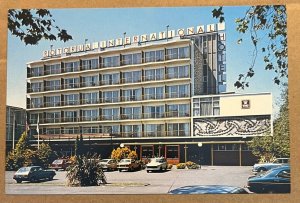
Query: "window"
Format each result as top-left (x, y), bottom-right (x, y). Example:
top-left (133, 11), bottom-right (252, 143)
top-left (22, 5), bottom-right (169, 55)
top-left (166, 104), bottom-right (190, 117)
top-left (102, 91), bottom-right (119, 103)
top-left (45, 112), bottom-right (60, 123)
top-left (82, 109), bottom-right (99, 121)
top-left (45, 128), bottom-right (60, 135)
top-left (29, 113), bottom-right (39, 124)
top-left (31, 97), bottom-right (43, 108)
top-left (145, 124), bottom-right (165, 137)
top-left (64, 94), bottom-right (79, 105)
top-left (45, 64), bottom-right (61, 75)
top-left (144, 86), bottom-right (164, 100)
top-left (144, 68), bottom-right (164, 81)
top-left (166, 65), bottom-right (189, 79)
top-left (166, 146), bottom-right (179, 159)
top-left (64, 127), bottom-right (79, 134)
top-left (45, 80), bottom-right (61, 91)
top-left (166, 46), bottom-right (190, 60)
top-left (44, 95), bottom-right (61, 107)
top-left (122, 125), bottom-right (141, 137)
top-left (64, 61), bottom-right (79, 72)
top-left (122, 71), bottom-right (141, 83)
top-left (81, 75), bottom-right (98, 87)
top-left (31, 82), bottom-right (43, 92)
top-left (64, 77), bottom-right (79, 89)
top-left (31, 66), bottom-right (44, 77)
top-left (102, 108), bottom-right (119, 120)
top-left (102, 56), bottom-right (120, 68)
top-left (82, 92), bottom-right (99, 104)
top-left (102, 125), bottom-right (120, 136)
top-left (144, 50), bottom-right (164, 63)
top-left (82, 126), bottom-right (99, 134)
top-left (166, 84), bottom-right (189, 98)
top-left (122, 89), bottom-right (142, 101)
top-left (64, 111), bottom-right (78, 122)
top-left (82, 58), bottom-right (99, 70)
top-left (144, 105), bottom-right (164, 118)
top-left (102, 73), bottom-right (120, 85)
top-left (122, 107), bottom-right (141, 119)
top-left (121, 53), bottom-right (141, 65)
top-left (193, 97), bottom-right (220, 116)
top-left (167, 123), bottom-right (189, 136)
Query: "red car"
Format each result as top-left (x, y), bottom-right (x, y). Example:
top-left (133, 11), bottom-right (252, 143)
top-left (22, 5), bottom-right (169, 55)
top-left (50, 159), bottom-right (70, 171)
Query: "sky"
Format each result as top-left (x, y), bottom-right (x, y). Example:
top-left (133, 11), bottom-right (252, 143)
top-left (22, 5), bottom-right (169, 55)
top-left (6, 6), bottom-right (286, 116)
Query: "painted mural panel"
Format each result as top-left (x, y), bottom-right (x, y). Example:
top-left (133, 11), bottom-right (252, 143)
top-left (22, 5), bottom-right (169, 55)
top-left (193, 116), bottom-right (271, 137)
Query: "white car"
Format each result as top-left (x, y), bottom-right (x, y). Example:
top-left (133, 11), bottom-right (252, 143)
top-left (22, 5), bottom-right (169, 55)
top-left (146, 157), bottom-right (168, 172)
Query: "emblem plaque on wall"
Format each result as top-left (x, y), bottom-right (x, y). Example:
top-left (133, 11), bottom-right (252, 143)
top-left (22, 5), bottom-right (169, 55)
top-left (241, 100), bottom-right (250, 109)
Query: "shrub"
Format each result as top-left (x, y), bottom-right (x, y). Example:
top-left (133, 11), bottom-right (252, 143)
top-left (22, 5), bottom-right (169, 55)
top-left (66, 155), bottom-right (107, 186)
top-left (185, 161), bottom-right (200, 169)
top-left (176, 163), bottom-right (186, 169)
top-left (111, 147), bottom-right (137, 161)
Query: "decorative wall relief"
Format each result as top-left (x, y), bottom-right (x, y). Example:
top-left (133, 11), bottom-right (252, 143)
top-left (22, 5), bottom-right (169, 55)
top-left (193, 116), bottom-right (271, 137)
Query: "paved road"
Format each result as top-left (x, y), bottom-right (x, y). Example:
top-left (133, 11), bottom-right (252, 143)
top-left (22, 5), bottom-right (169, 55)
top-left (5, 166), bottom-right (253, 194)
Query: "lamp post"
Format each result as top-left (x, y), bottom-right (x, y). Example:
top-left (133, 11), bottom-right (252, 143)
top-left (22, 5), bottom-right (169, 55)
top-left (184, 144), bottom-right (188, 163)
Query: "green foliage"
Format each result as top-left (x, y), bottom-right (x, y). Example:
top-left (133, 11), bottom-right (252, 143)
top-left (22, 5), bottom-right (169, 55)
top-left (110, 147), bottom-right (136, 161)
top-left (6, 131), bottom-right (55, 170)
top-left (248, 85), bottom-right (289, 161)
top-left (35, 143), bottom-right (53, 168)
top-left (66, 155), bottom-right (107, 186)
top-left (8, 9), bottom-right (72, 45)
top-left (212, 6), bottom-right (287, 89)
top-left (176, 163), bottom-right (186, 169)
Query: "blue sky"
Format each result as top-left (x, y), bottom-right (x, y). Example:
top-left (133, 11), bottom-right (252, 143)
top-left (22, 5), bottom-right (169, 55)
top-left (6, 6), bottom-right (286, 116)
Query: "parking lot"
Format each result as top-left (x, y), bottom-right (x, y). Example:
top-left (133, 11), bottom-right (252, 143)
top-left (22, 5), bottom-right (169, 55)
top-left (6, 166), bottom-right (253, 194)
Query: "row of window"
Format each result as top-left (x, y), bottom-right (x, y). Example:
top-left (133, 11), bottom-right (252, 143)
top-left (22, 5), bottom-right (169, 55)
top-left (193, 97), bottom-right (220, 116)
top-left (29, 84), bottom-right (190, 108)
top-left (28, 47), bottom-right (190, 77)
top-left (28, 65), bottom-right (190, 93)
top-left (29, 104), bottom-right (190, 124)
top-left (213, 144), bottom-right (251, 151)
top-left (33, 123), bottom-right (190, 138)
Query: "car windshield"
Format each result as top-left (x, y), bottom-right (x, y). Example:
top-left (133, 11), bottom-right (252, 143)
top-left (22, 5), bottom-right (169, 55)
top-left (53, 159), bottom-right (63, 164)
top-left (120, 159), bottom-right (130, 163)
top-left (101, 159), bottom-right (110, 163)
top-left (17, 167), bottom-right (31, 172)
top-left (151, 158), bottom-right (164, 163)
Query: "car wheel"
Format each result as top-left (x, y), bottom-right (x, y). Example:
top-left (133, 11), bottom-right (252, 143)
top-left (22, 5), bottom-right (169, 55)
top-left (48, 175), bottom-right (54, 181)
top-left (119, 169), bottom-right (122, 172)
top-left (30, 177), bottom-right (36, 183)
top-left (147, 170), bottom-right (150, 173)
top-left (16, 179), bottom-right (22, 183)
top-left (55, 169), bottom-right (58, 171)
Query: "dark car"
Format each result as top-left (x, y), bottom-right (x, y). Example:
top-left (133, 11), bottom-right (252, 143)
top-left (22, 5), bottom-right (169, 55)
top-left (247, 165), bottom-right (290, 193)
top-left (13, 166), bottom-right (56, 183)
top-left (50, 159), bottom-right (70, 171)
top-left (169, 185), bottom-right (249, 194)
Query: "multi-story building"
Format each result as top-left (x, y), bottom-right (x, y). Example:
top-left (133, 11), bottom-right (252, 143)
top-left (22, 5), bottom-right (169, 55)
top-left (6, 105), bottom-right (26, 152)
top-left (26, 23), bottom-right (272, 165)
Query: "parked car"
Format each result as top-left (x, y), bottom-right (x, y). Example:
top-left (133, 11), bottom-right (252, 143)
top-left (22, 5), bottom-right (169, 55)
top-left (146, 157), bottom-right (168, 172)
top-left (99, 159), bottom-right (118, 171)
top-left (169, 185), bottom-right (249, 194)
top-left (13, 166), bottom-right (56, 183)
top-left (252, 158), bottom-right (290, 173)
top-left (247, 165), bottom-right (290, 193)
top-left (50, 159), bottom-right (70, 171)
top-left (117, 159), bottom-right (141, 172)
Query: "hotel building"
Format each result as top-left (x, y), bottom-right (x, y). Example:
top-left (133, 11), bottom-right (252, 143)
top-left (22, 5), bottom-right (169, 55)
top-left (26, 23), bottom-right (272, 165)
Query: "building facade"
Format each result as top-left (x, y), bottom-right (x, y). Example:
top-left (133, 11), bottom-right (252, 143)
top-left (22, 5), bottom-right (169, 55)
top-left (26, 23), bottom-right (272, 165)
top-left (6, 105), bottom-right (26, 152)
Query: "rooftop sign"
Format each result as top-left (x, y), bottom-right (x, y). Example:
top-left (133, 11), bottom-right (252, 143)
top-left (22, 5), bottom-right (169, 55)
top-left (42, 23), bottom-right (225, 58)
